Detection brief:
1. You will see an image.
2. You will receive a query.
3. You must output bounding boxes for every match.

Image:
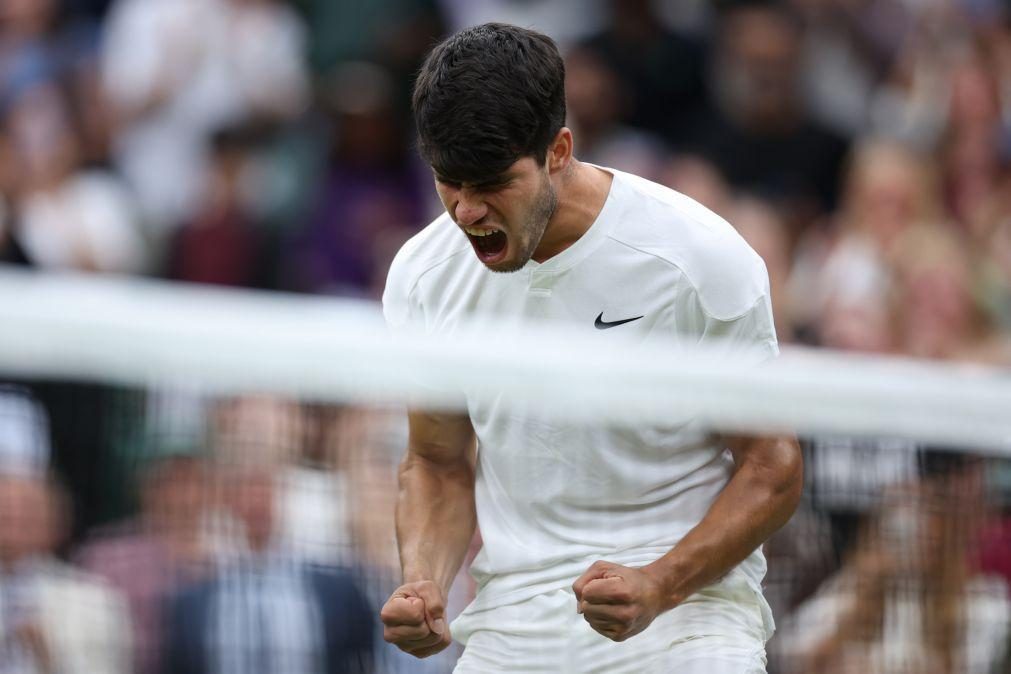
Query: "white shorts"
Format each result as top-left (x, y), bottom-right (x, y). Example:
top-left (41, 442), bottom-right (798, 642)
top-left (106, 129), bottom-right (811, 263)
top-left (451, 575), bottom-right (773, 674)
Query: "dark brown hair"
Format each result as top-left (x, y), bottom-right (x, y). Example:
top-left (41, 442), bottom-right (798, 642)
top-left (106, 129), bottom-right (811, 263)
top-left (412, 23), bottom-right (566, 184)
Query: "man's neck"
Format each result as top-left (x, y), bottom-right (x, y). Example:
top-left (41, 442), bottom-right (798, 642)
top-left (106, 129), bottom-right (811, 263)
top-left (533, 160), bottom-right (613, 262)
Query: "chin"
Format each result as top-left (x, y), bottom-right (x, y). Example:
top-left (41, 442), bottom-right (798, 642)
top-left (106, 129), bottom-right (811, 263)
top-left (475, 240), bottom-right (530, 273)
top-left (482, 256), bottom-right (528, 273)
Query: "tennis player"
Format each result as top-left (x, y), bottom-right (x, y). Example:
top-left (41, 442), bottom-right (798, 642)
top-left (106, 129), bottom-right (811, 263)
top-left (380, 23), bottom-right (802, 673)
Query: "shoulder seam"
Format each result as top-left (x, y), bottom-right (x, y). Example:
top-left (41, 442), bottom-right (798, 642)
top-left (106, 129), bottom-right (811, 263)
top-left (402, 243), bottom-right (471, 305)
top-left (605, 235), bottom-right (766, 322)
top-left (709, 292), bottom-right (767, 323)
top-left (605, 234), bottom-right (686, 272)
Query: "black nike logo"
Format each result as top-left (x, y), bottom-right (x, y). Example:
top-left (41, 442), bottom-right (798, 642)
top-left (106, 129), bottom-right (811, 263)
top-left (594, 312), bottom-right (644, 329)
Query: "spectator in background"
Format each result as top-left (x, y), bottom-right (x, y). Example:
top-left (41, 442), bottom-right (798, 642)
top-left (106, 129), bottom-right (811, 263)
top-left (891, 224), bottom-right (1004, 363)
top-left (972, 181), bottom-right (1011, 334)
top-left (168, 124), bottom-right (273, 288)
top-left (280, 404), bottom-right (355, 569)
top-left (790, 0), bottom-right (896, 139)
top-left (297, 0), bottom-right (445, 120)
top-left (163, 395), bottom-right (373, 674)
top-left (0, 0), bottom-right (62, 101)
top-left (101, 0), bottom-right (309, 236)
top-left (578, 0), bottom-right (709, 146)
top-left (783, 139), bottom-right (939, 579)
top-left (774, 453), bottom-right (1010, 674)
top-left (563, 46), bottom-right (668, 180)
top-left (76, 448), bottom-right (212, 674)
top-left (689, 2), bottom-right (848, 235)
top-left (660, 154), bottom-right (732, 217)
top-left (0, 388), bottom-right (131, 674)
top-left (0, 0), bottom-right (53, 97)
top-left (1, 80), bottom-right (146, 273)
top-left (941, 47), bottom-right (1006, 228)
top-left (286, 62), bottom-right (429, 297)
top-left (0, 0), bottom-right (107, 161)
top-left (867, 0), bottom-right (972, 152)
top-left (0, 1), bottom-right (115, 267)
top-left (789, 138), bottom-right (939, 346)
top-left (439, 0), bottom-right (604, 51)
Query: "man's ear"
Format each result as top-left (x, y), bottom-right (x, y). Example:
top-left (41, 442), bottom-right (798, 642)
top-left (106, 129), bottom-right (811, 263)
top-left (547, 127), bottom-right (573, 174)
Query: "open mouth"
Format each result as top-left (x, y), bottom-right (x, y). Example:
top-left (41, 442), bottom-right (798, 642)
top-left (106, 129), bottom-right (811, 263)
top-left (464, 226), bottom-right (509, 264)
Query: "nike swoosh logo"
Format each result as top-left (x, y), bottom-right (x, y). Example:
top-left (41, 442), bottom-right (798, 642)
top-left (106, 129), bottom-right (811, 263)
top-left (594, 312), bottom-right (644, 329)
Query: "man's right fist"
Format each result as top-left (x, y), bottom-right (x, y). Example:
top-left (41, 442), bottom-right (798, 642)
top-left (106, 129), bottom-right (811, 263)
top-left (380, 580), bottom-right (452, 658)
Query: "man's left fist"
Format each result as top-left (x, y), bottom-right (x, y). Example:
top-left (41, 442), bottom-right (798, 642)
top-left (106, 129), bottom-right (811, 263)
top-left (572, 560), bottom-right (667, 642)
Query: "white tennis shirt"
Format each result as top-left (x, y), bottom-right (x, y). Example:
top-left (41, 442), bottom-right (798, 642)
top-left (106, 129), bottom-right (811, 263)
top-left (383, 167), bottom-right (779, 611)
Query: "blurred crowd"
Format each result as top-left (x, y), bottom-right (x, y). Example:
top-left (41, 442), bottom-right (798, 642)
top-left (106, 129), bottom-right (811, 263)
top-left (1, 385), bottom-right (467, 673)
top-left (1, 0), bottom-right (1011, 672)
top-left (1, 0), bottom-right (1010, 357)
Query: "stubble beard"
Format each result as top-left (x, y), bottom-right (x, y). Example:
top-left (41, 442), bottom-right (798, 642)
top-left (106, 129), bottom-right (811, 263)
top-left (491, 176), bottom-right (559, 274)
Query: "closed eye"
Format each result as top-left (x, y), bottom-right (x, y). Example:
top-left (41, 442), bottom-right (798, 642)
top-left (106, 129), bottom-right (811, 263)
top-left (436, 175), bottom-right (513, 194)
top-left (436, 177), bottom-right (462, 189)
top-left (473, 178), bottom-right (511, 192)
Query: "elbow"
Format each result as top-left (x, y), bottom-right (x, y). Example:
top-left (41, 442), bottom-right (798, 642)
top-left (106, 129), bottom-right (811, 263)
top-left (775, 437), bottom-right (804, 520)
top-left (734, 434), bottom-right (804, 525)
top-left (397, 448), bottom-right (475, 490)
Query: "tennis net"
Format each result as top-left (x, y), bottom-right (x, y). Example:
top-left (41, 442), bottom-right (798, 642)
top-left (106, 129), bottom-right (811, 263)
top-left (0, 266), bottom-right (1008, 673)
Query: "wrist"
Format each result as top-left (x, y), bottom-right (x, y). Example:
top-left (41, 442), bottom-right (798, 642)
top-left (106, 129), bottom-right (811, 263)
top-left (402, 563), bottom-right (434, 585)
top-left (641, 557), bottom-right (696, 611)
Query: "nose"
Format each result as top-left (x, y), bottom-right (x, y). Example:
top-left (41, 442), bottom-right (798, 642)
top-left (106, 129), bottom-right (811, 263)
top-left (454, 189), bottom-right (488, 227)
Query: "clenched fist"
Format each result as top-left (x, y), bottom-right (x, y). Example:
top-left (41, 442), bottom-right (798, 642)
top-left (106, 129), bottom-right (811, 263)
top-left (380, 580), bottom-right (452, 658)
top-left (572, 560), bottom-right (668, 642)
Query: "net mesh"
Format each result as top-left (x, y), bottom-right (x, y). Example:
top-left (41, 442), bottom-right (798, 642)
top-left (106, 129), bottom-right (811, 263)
top-left (0, 268), bottom-right (1009, 674)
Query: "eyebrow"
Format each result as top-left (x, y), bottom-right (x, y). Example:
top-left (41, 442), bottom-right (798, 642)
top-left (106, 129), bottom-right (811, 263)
top-left (435, 172), bottom-right (513, 189)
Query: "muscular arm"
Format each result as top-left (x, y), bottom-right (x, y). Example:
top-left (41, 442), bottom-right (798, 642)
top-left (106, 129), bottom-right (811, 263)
top-left (574, 433), bottom-right (803, 641)
top-left (380, 409), bottom-right (476, 658)
top-left (397, 409), bottom-right (478, 591)
top-left (642, 433), bottom-right (803, 608)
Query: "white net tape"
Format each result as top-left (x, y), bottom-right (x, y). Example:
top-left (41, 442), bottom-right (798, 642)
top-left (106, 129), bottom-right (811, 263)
top-left (0, 266), bottom-right (1008, 453)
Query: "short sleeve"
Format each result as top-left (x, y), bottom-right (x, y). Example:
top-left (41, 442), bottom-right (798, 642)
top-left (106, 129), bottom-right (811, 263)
top-left (381, 246), bottom-right (420, 335)
top-left (699, 292), bottom-right (779, 364)
top-left (675, 249), bottom-right (780, 365)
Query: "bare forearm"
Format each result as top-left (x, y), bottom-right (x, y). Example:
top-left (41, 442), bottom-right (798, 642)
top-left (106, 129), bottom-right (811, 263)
top-left (396, 453), bottom-right (477, 592)
top-left (644, 435), bottom-right (802, 609)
